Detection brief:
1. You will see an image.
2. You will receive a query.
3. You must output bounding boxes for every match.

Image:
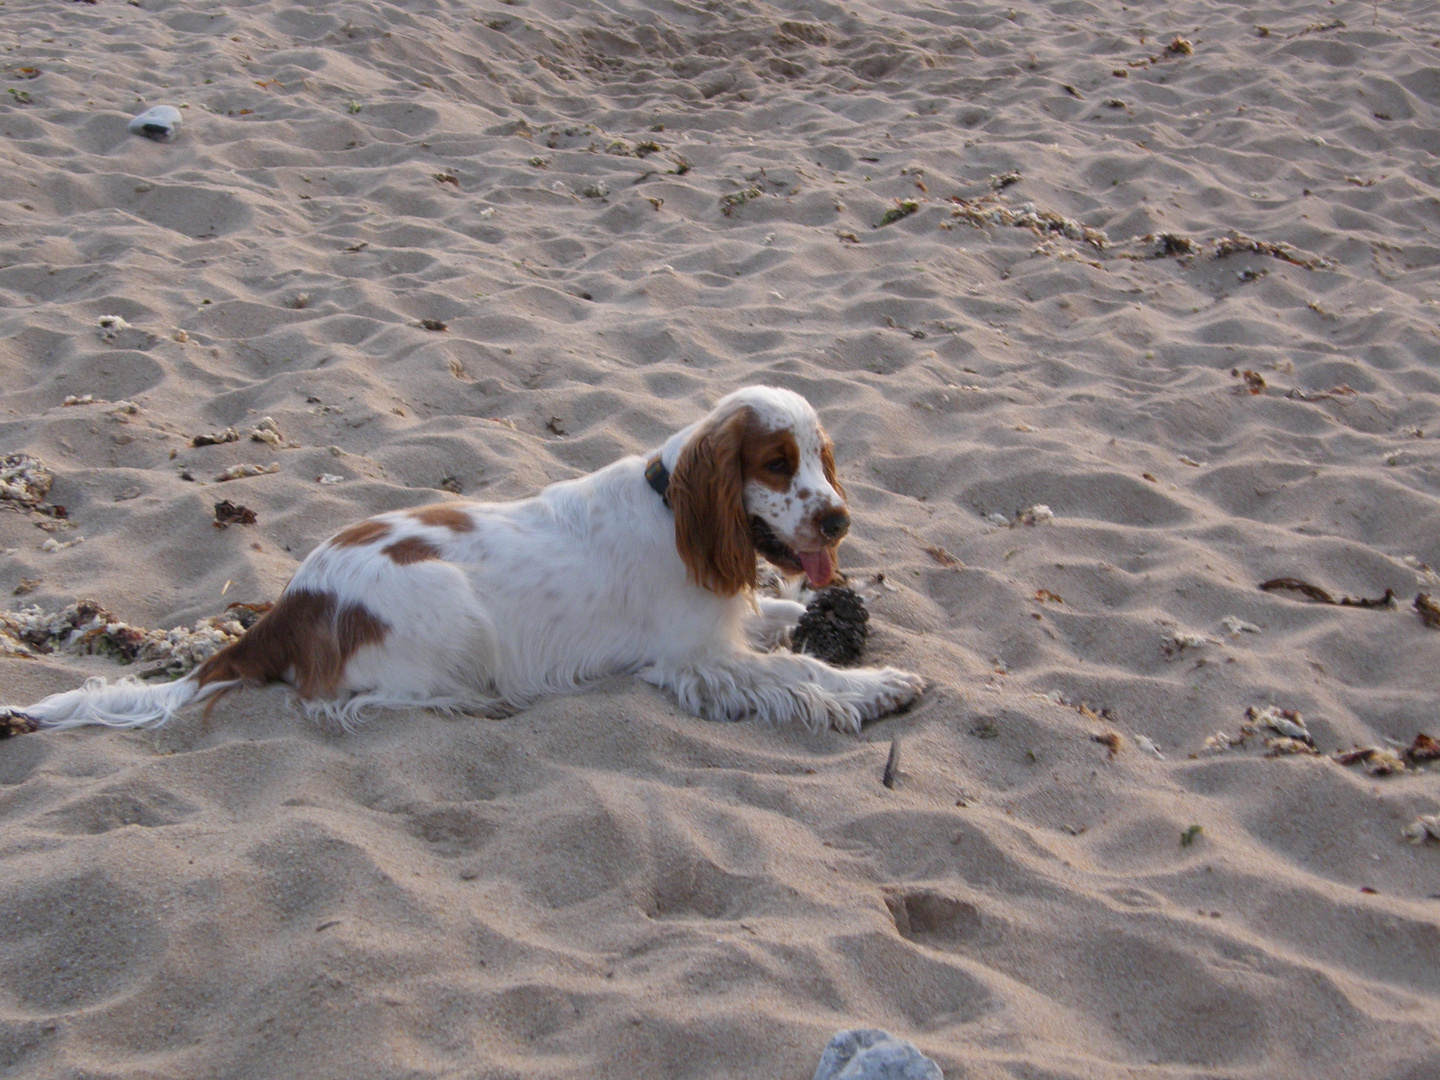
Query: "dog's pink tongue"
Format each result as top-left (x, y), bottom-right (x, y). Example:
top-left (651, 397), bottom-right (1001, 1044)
top-left (799, 549), bottom-right (834, 588)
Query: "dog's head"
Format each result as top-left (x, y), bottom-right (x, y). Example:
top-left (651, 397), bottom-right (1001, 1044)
top-left (668, 387), bottom-right (849, 597)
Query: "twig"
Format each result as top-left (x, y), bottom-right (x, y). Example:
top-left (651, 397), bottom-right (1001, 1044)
top-left (882, 736), bottom-right (902, 789)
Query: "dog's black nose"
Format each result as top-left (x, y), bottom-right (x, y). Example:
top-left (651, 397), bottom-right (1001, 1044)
top-left (818, 509), bottom-right (850, 540)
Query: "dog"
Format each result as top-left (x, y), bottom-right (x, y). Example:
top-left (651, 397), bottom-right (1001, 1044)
top-left (7, 387), bottom-right (926, 734)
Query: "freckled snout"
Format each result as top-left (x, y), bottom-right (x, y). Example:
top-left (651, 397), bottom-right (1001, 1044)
top-left (817, 508), bottom-right (850, 542)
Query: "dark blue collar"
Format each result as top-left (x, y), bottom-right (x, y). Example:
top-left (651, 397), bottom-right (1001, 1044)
top-left (645, 457), bottom-right (670, 507)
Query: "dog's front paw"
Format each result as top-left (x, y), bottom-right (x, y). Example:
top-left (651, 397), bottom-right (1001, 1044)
top-left (857, 667), bottom-right (927, 721)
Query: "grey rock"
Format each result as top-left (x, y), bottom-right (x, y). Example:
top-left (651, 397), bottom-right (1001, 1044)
top-left (814, 1029), bottom-right (943, 1080)
top-left (127, 105), bottom-right (182, 142)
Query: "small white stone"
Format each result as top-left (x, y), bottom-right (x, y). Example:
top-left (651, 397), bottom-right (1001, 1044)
top-left (127, 105), bottom-right (182, 142)
top-left (814, 1029), bottom-right (942, 1080)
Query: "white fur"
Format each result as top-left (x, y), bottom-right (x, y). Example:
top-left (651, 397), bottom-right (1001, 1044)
top-left (12, 387), bottom-right (925, 734)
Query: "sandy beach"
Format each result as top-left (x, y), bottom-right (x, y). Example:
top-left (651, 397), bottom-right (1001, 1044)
top-left (3, 0), bottom-right (1440, 1076)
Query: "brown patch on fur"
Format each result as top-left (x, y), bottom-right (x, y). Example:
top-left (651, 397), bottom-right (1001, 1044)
top-left (820, 439), bottom-right (845, 499)
top-left (1, 711), bottom-right (38, 738)
top-left (739, 428), bottom-right (800, 492)
top-left (331, 519), bottom-right (391, 547)
top-left (383, 536), bottom-right (442, 565)
top-left (194, 589), bottom-right (389, 700)
top-left (670, 408), bottom-right (758, 596)
top-left (410, 504), bottom-right (475, 532)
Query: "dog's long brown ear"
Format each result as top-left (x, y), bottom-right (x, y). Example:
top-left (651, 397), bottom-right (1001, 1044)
top-left (819, 438), bottom-right (847, 579)
top-left (820, 438), bottom-right (845, 500)
top-left (669, 408), bottom-right (756, 596)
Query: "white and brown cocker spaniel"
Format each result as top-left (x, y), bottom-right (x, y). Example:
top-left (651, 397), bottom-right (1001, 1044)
top-left (10, 387), bottom-right (926, 734)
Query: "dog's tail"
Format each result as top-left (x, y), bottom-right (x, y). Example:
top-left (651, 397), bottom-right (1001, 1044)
top-left (9, 670), bottom-right (228, 731)
top-left (9, 606), bottom-right (294, 731)
top-left (8, 589), bottom-right (376, 733)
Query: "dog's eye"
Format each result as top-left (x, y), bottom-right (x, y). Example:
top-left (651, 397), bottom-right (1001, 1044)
top-left (766, 457), bottom-right (790, 474)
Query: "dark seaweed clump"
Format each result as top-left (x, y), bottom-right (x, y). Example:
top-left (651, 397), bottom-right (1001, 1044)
top-left (792, 586), bottom-right (869, 666)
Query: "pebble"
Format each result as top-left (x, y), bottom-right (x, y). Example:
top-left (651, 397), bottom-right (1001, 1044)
top-left (814, 1029), bottom-right (942, 1080)
top-left (127, 105), bottom-right (182, 142)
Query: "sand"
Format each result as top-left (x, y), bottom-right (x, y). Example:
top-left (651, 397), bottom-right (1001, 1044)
top-left (3, 0), bottom-right (1440, 1076)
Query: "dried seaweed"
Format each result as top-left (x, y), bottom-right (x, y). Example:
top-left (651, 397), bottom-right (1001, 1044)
top-left (1332, 746), bottom-right (1406, 776)
top-left (249, 417), bottom-right (284, 447)
top-left (720, 187), bottom-right (762, 215)
top-left (1332, 747), bottom-right (1373, 766)
top-left (0, 599), bottom-right (262, 674)
top-left (1293, 19), bottom-right (1345, 37)
top-left (877, 200), bottom-right (920, 227)
top-left (1287, 385), bottom-right (1357, 402)
top-left (1247, 705), bottom-right (1313, 745)
top-left (1335, 734), bottom-right (1439, 775)
top-left (1201, 730), bottom-right (1248, 754)
top-left (1213, 234), bottom-right (1332, 270)
top-left (1234, 369), bottom-right (1266, 395)
top-left (1016, 505), bottom-right (1054, 526)
top-left (1414, 593), bottom-right (1440, 629)
top-left (216, 463), bottom-right (279, 482)
top-left (923, 543), bottom-right (960, 567)
top-left (0, 453), bottom-right (53, 509)
top-left (192, 427), bottom-right (240, 447)
top-left (1259, 578), bottom-right (1396, 609)
top-left (1153, 233), bottom-right (1198, 257)
top-left (1162, 629), bottom-right (1212, 658)
top-left (949, 195), bottom-right (1108, 249)
top-left (1259, 577), bottom-right (1334, 603)
top-left (1092, 731), bottom-right (1122, 757)
top-left (1125, 35), bottom-right (1194, 69)
top-left (792, 586), bottom-right (869, 666)
top-left (1408, 733), bottom-right (1440, 762)
top-left (213, 500), bottom-right (257, 528)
